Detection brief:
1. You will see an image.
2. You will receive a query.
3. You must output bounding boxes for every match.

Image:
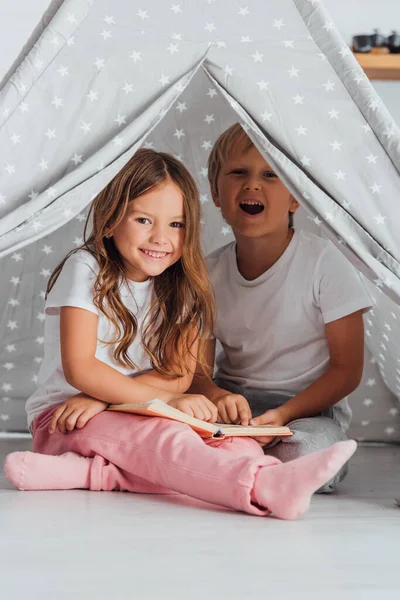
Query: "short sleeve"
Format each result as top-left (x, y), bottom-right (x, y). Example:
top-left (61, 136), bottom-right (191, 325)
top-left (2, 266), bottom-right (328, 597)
top-left (316, 244), bottom-right (373, 324)
top-left (45, 251), bottom-right (99, 316)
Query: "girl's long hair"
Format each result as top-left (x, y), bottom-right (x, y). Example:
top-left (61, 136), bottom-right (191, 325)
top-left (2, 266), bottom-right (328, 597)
top-left (47, 148), bottom-right (214, 378)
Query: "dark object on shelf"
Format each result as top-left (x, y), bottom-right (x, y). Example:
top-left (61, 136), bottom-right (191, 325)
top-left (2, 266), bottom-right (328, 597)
top-left (352, 34), bottom-right (372, 53)
top-left (371, 29), bottom-right (387, 48)
top-left (387, 31), bottom-right (400, 54)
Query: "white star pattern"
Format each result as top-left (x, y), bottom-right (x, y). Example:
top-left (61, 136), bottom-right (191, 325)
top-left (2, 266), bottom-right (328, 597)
top-left (238, 7), bottom-right (250, 17)
top-left (170, 4), bottom-right (182, 14)
top-left (221, 226), bottom-right (232, 236)
top-left (207, 88), bottom-right (217, 98)
top-left (273, 19), bottom-right (285, 30)
top-left (137, 9), bottom-right (149, 20)
top-left (52, 96), bottom-right (64, 109)
top-left (288, 66), bottom-right (300, 78)
top-left (57, 65), bottom-right (70, 77)
top-left (174, 129), bottom-right (185, 140)
top-left (71, 154), bottom-right (83, 166)
top-left (158, 74), bottom-right (170, 86)
top-left (130, 51), bottom-right (143, 63)
top-left (115, 114), bottom-right (127, 126)
top-left (204, 114), bottom-right (215, 124)
top-left (80, 122), bottom-right (91, 134)
top-left (293, 94), bottom-right (304, 105)
top-left (10, 133), bottom-right (21, 145)
top-left (252, 51), bottom-right (263, 63)
top-left (2, 363), bottom-right (15, 371)
top-left (87, 90), bottom-right (98, 102)
top-left (366, 154), bottom-right (377, 164)
top-left (295, 125), bottom-right (307, 136)
top-left (167, 44), bottom-right (179, 54)
top-left (323, 80), bottom-right (335, 92)
top-left (328, 109), bottom-right (339, 119)
top-left (257, 80), bottom-right (269, 90)
top-left (45, 129), bottom-right (56, 140)
top-left (330, 140), bottom-right (343, 151)
top-left (205, 23), bottom-right (216, 33)
top-left (4, 164), bottom-right (16, 175)
top-left (370, 183), bottom-right (381, 194)
top-left (94, 57), bottom-right (105, 70)
top-left (354, 73), bottom-right (364, 85)
top-left (261, 110), bottom-right (272, 122)
top-left (103, 15), bottom-right (116, 25)
top-left (122, 82), bottom-right (134, 94)
top-left (100, 30), bottom-right (112, 40)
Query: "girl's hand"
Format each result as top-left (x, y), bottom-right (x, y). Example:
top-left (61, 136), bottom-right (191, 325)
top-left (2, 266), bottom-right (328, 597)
top-left (213, 392), bottom-right (252, 426)
top-left (48, 393), bottom-right (109, 434)
top-left (168, 394), bottom-right (218, 423)
top-left (249, 408), bottom-right (286, 447)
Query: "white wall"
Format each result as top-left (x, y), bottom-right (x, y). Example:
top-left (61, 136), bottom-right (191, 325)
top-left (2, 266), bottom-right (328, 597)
top-left (0, 0), bottom-right (399, 120)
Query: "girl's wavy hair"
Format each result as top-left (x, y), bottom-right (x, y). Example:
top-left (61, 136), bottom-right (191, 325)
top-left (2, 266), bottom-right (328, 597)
top-left (47, 148), bottom-right (215, 378)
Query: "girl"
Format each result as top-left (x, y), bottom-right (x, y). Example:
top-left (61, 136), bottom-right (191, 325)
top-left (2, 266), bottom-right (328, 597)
top-left (4, 149), bottom-right (356, 520)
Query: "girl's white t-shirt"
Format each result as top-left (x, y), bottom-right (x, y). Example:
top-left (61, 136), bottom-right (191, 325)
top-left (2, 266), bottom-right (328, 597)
top-left (207, 230), bottom-right (372, 431)
top-left (26, 250), bottom-right (153, 427)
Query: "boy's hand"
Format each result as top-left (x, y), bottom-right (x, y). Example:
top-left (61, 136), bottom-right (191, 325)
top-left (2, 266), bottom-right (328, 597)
top-left (213, 391), bottom-right (252, 426)
top-left (250, 408), bottom-right (286, 447)
top-left (168, 394), bottom-right (219, 423)
top-left (49, 393), bottom-right (109, 434)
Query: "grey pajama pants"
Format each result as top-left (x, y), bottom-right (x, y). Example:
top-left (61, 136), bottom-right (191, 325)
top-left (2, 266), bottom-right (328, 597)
top-left (215, 378), bottom-right (349, 493)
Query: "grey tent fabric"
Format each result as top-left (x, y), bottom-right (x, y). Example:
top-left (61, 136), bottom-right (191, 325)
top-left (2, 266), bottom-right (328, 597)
top-left (0, 0), bottom-right (399, 435)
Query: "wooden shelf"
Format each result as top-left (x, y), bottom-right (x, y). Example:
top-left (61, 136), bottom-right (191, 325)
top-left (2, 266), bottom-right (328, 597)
top-left (353, 52), bottom-right (400, 80)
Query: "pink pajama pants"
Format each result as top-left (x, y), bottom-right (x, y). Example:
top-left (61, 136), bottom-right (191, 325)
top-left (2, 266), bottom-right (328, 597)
top-left (32, 405), bottom-right (281, 516)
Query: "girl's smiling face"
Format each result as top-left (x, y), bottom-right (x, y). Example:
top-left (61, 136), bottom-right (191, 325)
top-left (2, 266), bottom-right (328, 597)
top-left (213, 144), bottom-right (299, 239)
top-left (111, 178), bottom-right (185, 281)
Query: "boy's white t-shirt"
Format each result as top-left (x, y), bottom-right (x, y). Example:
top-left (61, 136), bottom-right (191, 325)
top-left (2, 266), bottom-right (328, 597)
top-left (26, 250), bottom-right (153, 428)
top-left (206, 230), bottom-right (372, 431)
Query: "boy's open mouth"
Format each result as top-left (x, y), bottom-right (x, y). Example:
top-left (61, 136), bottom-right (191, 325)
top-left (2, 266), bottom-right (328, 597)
top-left (239, 201), bottom-right (264, 215)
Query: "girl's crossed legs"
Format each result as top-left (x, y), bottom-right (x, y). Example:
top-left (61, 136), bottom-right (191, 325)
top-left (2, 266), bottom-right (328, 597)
top-left (5, 404), bottom-right (357, 520)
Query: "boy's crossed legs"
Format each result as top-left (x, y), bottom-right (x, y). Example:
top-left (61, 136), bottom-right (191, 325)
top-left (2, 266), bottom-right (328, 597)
top-left (215, 379), bottom-right (349, 493)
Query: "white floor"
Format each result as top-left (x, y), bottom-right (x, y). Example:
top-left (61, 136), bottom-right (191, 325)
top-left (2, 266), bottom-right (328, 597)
top-left (0, 438), bottom-right (399, 600)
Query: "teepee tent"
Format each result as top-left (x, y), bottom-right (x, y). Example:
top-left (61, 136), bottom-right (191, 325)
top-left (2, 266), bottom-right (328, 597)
top-left (0, 0), bottom-right (399, 438)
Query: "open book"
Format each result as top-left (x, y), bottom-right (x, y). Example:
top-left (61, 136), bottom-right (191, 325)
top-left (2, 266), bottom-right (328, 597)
top-left (107, 398), bottom-right (293, 439)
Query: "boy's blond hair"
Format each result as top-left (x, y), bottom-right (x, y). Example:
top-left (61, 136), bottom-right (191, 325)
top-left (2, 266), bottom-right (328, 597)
top-left (207, 123), bottom-right (253, 198)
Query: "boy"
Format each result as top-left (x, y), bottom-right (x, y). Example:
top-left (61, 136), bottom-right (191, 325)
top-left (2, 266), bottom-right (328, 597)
top-left (190, 124), bottom-right (372, 491)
